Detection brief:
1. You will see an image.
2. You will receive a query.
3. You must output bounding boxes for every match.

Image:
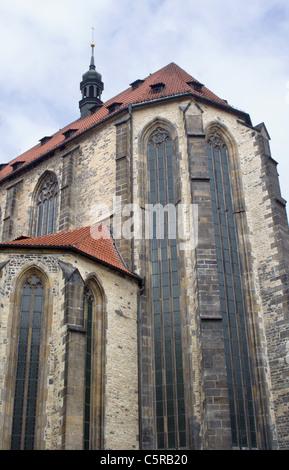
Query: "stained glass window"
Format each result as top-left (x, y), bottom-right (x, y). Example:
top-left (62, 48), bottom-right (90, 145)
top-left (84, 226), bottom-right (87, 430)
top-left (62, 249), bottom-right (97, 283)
top-left (207, 136), bottom-right (257, 449)
top-left (36, 173), bottom-right (59, 236)
top-left (11, 275), bottom-right (44, 450)
top-left (148, 128), bottom-right (186, 449)
top-left (83, 287), bottom-right (93, 450)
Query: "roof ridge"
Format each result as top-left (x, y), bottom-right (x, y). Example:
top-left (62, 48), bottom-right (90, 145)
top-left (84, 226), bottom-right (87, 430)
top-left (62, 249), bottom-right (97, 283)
top-left (162, 62), bottom-right (200, 82)
top-left (0, 62), bottom-right (248, 182)
top-left (8, 225), bottom-right (92, 245)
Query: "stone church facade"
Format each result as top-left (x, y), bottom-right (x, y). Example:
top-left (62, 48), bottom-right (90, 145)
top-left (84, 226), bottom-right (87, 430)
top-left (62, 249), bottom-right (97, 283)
top-left (0, 45), bottom-right (289, 450)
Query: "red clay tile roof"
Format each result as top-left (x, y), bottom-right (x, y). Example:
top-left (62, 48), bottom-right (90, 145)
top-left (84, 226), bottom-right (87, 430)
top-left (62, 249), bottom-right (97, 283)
top-left (0, 62), bottom-right (248, 183)
top-left (0, 223), bottom-right (137, 278)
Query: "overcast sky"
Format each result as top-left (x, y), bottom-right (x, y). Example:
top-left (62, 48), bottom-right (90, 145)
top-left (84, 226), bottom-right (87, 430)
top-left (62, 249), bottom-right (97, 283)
top-left (0, 0), bottom-right (288, 203)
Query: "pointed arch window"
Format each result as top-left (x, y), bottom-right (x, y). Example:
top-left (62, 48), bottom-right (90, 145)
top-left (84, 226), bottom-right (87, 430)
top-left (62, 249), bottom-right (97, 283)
top-left (11, 274), bottom-right (44, 450)
top-left (36, 173), bottom-right (59, 236)
top-left (82, 281), bottom-right (104, 450)
top-left (148, 127), bottom-right (186, 449)
top-left (83, 286), bottom-right (93, 450)
top-left (206, 135), bottom-right (257, 449)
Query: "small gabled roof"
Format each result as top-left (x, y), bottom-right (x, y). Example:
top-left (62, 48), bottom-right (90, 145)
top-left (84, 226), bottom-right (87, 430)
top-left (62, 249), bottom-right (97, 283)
top-left (0, 224), bottom-right (139, 279)
top-left (254, 122), bottom-right (271, 140)
top-left (0, 62), bottom-right (250, 182)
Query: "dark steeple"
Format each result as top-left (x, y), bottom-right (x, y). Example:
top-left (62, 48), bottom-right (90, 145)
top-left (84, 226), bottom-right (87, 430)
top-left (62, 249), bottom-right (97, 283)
top-left (79, 42), bottom-right (104, 118)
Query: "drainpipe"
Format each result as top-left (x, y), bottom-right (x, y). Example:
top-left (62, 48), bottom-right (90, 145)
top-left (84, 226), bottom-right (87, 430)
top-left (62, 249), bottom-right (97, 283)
top-left (128, 103), bottom-right (134, 270)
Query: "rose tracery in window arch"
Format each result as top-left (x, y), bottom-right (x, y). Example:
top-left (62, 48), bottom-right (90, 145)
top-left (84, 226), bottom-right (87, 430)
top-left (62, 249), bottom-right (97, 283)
top-left (36, 173), bottom-right (59, 236)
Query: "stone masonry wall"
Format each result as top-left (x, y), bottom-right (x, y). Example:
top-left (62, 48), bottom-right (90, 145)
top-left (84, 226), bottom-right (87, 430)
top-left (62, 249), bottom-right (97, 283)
top-left (0, 91), bottom-right (288, 449)
top-left (130, 97), bottom-right (289, 448)
top-left (0, 121), bottom-right (117, 243)
top-left (0, 250), bottom-right (139, 450)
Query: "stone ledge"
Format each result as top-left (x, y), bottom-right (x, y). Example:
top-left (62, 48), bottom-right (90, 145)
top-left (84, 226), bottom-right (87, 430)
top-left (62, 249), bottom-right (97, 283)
top-left (67, 324), bottom-right (86, 334)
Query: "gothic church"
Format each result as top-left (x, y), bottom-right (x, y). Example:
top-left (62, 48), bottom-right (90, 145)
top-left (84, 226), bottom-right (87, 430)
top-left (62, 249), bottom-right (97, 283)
top-left (0, 43), bottom-right (289, 450)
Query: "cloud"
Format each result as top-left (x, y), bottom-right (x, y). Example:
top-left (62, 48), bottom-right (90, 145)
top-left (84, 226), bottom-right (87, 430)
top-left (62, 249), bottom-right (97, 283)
top-left (0, 0), bottom-right (288, 203)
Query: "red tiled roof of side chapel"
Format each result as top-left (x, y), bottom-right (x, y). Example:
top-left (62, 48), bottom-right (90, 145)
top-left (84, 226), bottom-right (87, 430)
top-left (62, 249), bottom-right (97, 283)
top-left (0, 62), bottom-right (238, 182)
top-left (0, 224), bottom-right (134, 277)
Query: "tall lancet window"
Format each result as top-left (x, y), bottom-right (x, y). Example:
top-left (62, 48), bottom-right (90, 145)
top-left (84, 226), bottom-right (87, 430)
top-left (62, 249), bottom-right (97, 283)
top-left (82, 281), bottom-right (103, 450)
top-left (207, 136), bottom-right (257, 449)
top-left (83, 286), bottom-right (93, 450)
top-left (36, 173), bottom-right (59, 236)
top-left (148, 128), bottom-right (186, 449)
top-left (11, 275), bottom-right (44, 450)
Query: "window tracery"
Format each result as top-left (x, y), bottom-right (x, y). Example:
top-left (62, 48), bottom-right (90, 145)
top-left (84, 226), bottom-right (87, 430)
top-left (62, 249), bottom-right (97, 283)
top-left (82, 282), bottom-right (104, 450)
top-left (206, 135), bottom-right (257, 448)
top-left (36, 173), bottom-right (59, 236)
top-left (148, 127), bottom-right (186, 449)
top-left (83, 286), bottom-right (93, 450)
top-left (11, 274), bottom-right (44, 450)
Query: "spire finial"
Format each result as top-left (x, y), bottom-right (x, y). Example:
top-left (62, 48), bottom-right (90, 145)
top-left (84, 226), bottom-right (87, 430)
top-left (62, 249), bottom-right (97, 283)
top-left (91, 26), bottom-right (95, 48)
top-left (90, 27), bottom-right (95, 70)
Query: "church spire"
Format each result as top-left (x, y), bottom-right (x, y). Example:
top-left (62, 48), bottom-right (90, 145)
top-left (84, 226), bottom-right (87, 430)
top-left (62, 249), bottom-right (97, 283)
top-left (89, 41), bottom-right (96, 70)
top-left (79, 34), bottom-right (104, 118)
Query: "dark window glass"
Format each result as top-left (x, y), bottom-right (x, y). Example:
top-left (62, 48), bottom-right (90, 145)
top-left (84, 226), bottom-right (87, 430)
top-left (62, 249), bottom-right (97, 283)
top-left (11, 275), bottom-right (44, 450)
top-left (36, 174), bottom-right (59, 236)
top-left (83, 287), bottom-right (93, 450)
top-left (148, 128), bottom-right (186, 449)
top-left (207, 137), bottom-right (257, 449)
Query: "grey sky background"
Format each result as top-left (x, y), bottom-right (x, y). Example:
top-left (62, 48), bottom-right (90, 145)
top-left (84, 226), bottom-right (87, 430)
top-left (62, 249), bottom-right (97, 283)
top-left (0, 0), bottom-right (288, 204)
